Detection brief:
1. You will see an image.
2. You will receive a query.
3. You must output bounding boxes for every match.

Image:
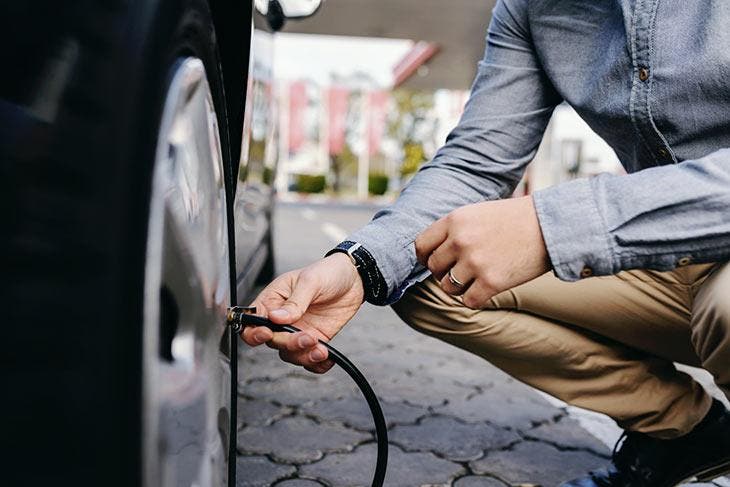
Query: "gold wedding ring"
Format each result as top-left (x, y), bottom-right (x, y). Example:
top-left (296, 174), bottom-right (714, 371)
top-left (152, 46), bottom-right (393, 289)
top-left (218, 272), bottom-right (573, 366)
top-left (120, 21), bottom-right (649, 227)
top-left (448, 268), bottom-right (465, 288)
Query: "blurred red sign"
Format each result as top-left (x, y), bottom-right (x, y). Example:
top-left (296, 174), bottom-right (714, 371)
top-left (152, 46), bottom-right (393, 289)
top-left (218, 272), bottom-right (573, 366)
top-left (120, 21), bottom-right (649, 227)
top-left (288, 81), bottom-right (307, 152)
top-left (328, 86), bottom-right (349, 155)
top-left (368, 91), bottom-right (389, 156)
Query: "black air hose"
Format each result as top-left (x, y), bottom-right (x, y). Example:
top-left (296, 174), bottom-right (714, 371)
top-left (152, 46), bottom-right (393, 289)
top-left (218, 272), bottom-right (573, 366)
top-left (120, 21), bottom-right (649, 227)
top-left (229, 308), bottom-right (388, 487)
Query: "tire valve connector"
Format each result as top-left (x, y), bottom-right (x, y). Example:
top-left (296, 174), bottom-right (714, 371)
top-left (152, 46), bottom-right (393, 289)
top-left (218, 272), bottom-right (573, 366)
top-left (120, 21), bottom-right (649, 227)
top-left (227, 306), bottom-right (258, 334)
top-left (227, 305), bottom-right (389, 487)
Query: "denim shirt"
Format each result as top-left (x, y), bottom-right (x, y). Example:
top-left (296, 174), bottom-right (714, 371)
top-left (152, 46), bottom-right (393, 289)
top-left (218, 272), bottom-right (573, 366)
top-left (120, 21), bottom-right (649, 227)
top-left (348, 0), bottom-right (730, 304)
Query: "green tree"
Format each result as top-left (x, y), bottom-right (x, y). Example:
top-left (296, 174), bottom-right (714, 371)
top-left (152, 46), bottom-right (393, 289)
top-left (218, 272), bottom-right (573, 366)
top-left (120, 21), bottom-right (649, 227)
top-left (330, 142), bottom-right (358, 192)
top-left (388, 89), bottom-right (435, 176)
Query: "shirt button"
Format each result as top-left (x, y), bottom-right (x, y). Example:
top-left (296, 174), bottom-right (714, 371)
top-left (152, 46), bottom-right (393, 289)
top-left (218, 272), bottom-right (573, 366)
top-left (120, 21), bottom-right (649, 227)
top-left (638, 67), bottom-right (649, 81)
top-left (580, 266), bottom-right (594, 278)
top-left (677, 256), bottom-right (692, 267)
top-left (658, 148), bottom-right (668, 158)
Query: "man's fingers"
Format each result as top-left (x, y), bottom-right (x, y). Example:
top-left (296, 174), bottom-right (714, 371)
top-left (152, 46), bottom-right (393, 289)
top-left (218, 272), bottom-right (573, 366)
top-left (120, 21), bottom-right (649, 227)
top-left (240, 326), bottom-right (273, 347)
top-left (415, 217), bottom-right (449, 266)
top-left (427, 245), bottom-right (456, 281)
top-left (269, 330), bottom-right (328, 359)
top-left (304, 361), bottom-right (335, 374)
top-left (461, 279), bottom-right (497, 309)
top-left (239, 299), bottom-right (272, 346)
top-left (280, 347), bottom-right (333, 374)
top-left (268, 273), bottom-right (319, 325)
top-left (278, 343), bottom-right (329, 367)
top-left (242, 325), bottom-right (333, 373)
top-left (439, 262), bottom-right (473, 295)
top-left (285, 331), bottom-right (317, 352)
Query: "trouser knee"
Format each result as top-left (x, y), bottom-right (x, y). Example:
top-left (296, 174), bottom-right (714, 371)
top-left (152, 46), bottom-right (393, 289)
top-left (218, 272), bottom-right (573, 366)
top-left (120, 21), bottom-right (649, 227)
top-left (390, 284), bottom-right (440, 335)
top-left (390, 277), bottom-right (506, 338)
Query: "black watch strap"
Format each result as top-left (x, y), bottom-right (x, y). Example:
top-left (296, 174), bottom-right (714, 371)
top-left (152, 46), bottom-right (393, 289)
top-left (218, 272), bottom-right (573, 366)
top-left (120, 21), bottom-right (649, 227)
top-left (326, 241), bottom-right (388, 305)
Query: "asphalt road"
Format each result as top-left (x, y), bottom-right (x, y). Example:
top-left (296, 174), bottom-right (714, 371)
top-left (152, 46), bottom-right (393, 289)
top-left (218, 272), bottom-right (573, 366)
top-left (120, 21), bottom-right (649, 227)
top-left (236, 201), bottom-right (729, 487)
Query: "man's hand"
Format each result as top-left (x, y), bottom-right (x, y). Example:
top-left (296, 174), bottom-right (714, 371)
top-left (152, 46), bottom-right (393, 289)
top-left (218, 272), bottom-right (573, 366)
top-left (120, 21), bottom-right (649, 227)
top-left (240, 253), bottom-right (364, 373)
top-left (415, 196), bottom-right (550, 309)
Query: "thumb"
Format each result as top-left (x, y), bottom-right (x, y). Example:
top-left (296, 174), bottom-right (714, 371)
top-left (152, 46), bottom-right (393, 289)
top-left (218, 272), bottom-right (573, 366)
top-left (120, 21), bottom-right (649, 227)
top-left (268, 273), bottom-right (318, 324)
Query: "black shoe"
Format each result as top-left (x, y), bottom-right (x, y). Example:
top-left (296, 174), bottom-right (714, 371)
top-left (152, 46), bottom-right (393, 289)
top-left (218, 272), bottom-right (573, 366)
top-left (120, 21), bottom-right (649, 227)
top-left (560, 399), bottom-right (730, 487)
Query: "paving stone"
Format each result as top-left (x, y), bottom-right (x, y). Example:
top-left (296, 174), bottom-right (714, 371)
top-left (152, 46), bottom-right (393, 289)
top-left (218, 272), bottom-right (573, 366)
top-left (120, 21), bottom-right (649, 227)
top-left (368, 370), bottom-right (476, 408)
top-left (420, 360), bottom-right (504, 389)
top-left (351, 344), bottom-right (491, 386)
top-left (274, 480), bottom-right (325, 487)
top-left (301, 396), bottom-right (427, 430)
top-left (469, 441), bottom-right (606, 487)
top-left (436, 388), bottom-right (559, 430)
top-left (240, 346), bottom-right (298, 382)
top-left (238, 416), bottom-right (370, 464)
top-left (524, 417), bottom-right (610, 457)
top-left (390, 415), bottom-right (520, 461)
top-left (453, 476), bottom-right (509, 487)
top-left (238, 397), bottom-right (293, 428)
top-left (243, 371), bottom-right (359, 407)
top-left (300, 443), bottom-right (465, 486)
top-left (236, 456), bottom-right (295, 487)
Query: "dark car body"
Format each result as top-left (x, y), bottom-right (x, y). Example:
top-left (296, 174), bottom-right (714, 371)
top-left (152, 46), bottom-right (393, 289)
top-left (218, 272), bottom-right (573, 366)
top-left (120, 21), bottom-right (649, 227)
top-left (0, 1), bottom-right (286, 485)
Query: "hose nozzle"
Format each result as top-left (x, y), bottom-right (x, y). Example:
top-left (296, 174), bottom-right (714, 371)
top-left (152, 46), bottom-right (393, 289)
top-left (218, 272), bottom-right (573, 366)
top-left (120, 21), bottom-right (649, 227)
top-left (226, 306), bottom-right (257, 333)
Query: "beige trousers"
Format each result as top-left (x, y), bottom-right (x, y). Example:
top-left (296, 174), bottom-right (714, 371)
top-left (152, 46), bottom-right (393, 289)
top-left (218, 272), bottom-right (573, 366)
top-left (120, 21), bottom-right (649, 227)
top-left (392, 262), bottom-right (730, 439)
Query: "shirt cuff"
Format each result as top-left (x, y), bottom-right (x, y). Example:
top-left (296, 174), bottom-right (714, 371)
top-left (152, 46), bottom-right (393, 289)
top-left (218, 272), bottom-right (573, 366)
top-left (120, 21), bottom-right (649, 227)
top-left (532, 178), bottom-right (616, 281)
top-left (326, 241), bottom-right (389, 305)
top-left (347, 221), bottom-right (421, 303)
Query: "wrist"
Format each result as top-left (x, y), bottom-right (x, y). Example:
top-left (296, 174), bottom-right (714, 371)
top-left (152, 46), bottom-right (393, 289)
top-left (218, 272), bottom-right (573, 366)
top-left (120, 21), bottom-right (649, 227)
top-left (325, 240), bottom-right (388, 305)
top-left (326, 252), bottom-right (364, 296)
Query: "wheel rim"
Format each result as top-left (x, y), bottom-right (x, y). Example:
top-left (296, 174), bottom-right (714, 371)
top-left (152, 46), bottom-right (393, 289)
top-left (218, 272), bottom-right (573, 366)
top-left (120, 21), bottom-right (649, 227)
top-left (143, 57), bottom-right (231, 487)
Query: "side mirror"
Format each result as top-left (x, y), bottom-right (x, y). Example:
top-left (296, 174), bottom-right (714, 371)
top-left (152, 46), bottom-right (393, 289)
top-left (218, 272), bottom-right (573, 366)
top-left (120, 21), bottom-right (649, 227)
top-left (255, 0), bottom-right (323, 32)
top-left (277, 0), bottom-right (323, 19)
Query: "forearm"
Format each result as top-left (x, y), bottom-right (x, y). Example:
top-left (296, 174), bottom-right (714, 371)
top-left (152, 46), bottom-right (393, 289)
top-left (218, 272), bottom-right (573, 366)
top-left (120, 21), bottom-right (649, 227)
top-left (534, 148), bottom-right (730, 280)
top-left (348, 160), bottom-right (514, 304)
top-left (349, 146), bottom-right (541, 303)
top-left (346, 0), bottom-right (561, 304)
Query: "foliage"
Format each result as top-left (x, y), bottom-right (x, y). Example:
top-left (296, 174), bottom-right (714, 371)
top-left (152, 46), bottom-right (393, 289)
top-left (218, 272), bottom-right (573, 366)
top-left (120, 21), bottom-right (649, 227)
top-left (400, 142), bottom-right (427, 176)
top-left (368, 173), bottom-right (389, 195)
top-left (262, 166), bottom-right (274, 185)
top-left (239, 139), bottom-right (267, 182)
top-left (330, 143), bottom-right (359, 192)
top-left (388, 89), bottom-right (435, 177)
top-left (248, 139), bottom-right (266, 165)
top-left (295, 174), bottom-right (326, 194)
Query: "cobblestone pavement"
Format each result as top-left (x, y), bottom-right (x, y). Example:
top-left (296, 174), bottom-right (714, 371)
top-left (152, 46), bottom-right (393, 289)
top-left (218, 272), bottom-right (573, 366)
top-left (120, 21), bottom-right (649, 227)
top-left (236, 203), bottom-right (730, 487)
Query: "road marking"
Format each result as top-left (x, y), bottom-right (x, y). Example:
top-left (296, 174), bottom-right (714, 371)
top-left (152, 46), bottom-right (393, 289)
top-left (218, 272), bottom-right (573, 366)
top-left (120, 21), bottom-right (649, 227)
top-left (321, 222), bottom-right (348, 244)
top-left (301, 208), bottom-right (317, 221)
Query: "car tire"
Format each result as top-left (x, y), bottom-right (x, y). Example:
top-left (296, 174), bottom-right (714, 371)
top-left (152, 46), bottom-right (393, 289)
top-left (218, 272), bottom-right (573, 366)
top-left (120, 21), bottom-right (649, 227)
top-left (3, 0), bottom-right (235, 485)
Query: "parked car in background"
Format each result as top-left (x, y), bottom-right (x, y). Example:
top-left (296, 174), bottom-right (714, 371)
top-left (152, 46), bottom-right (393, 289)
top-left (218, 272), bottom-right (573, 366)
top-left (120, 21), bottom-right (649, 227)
top-left (1, 1), bottom-right (321, 485)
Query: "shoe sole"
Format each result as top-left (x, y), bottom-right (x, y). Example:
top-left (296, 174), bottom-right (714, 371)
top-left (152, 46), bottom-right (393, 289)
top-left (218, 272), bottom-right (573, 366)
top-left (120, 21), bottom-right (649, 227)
top-left (676, 458), bottom-right (730, 485)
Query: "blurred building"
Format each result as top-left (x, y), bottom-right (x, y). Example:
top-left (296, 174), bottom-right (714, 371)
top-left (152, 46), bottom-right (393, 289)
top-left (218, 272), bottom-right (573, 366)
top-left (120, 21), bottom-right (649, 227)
top-left (273, 1), bottom-right (623, 199)
top-left (527, 104), bottom-right (623, 193)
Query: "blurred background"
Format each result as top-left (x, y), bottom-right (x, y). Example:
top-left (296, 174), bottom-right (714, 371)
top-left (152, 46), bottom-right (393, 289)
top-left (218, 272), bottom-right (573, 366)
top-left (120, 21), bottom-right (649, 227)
top-left (249, 0), bottom-right (623, 204)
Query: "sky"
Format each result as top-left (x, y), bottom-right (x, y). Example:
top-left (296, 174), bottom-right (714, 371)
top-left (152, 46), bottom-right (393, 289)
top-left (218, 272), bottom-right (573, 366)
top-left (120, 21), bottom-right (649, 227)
top-left (273, 33), bottom-right (413, 87)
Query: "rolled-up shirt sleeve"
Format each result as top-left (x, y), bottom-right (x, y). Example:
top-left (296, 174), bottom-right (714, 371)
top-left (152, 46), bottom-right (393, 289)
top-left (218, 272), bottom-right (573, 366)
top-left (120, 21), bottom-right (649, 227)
top-left (348, 0), bottom-right (563, 303)
top-left (533, 148), bottom-right (730, 281)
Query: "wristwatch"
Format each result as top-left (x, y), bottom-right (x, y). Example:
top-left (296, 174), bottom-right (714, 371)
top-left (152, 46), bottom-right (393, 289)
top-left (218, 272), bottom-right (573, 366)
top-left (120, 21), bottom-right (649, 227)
top-left (325, 240), bottom-right (388, 305)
